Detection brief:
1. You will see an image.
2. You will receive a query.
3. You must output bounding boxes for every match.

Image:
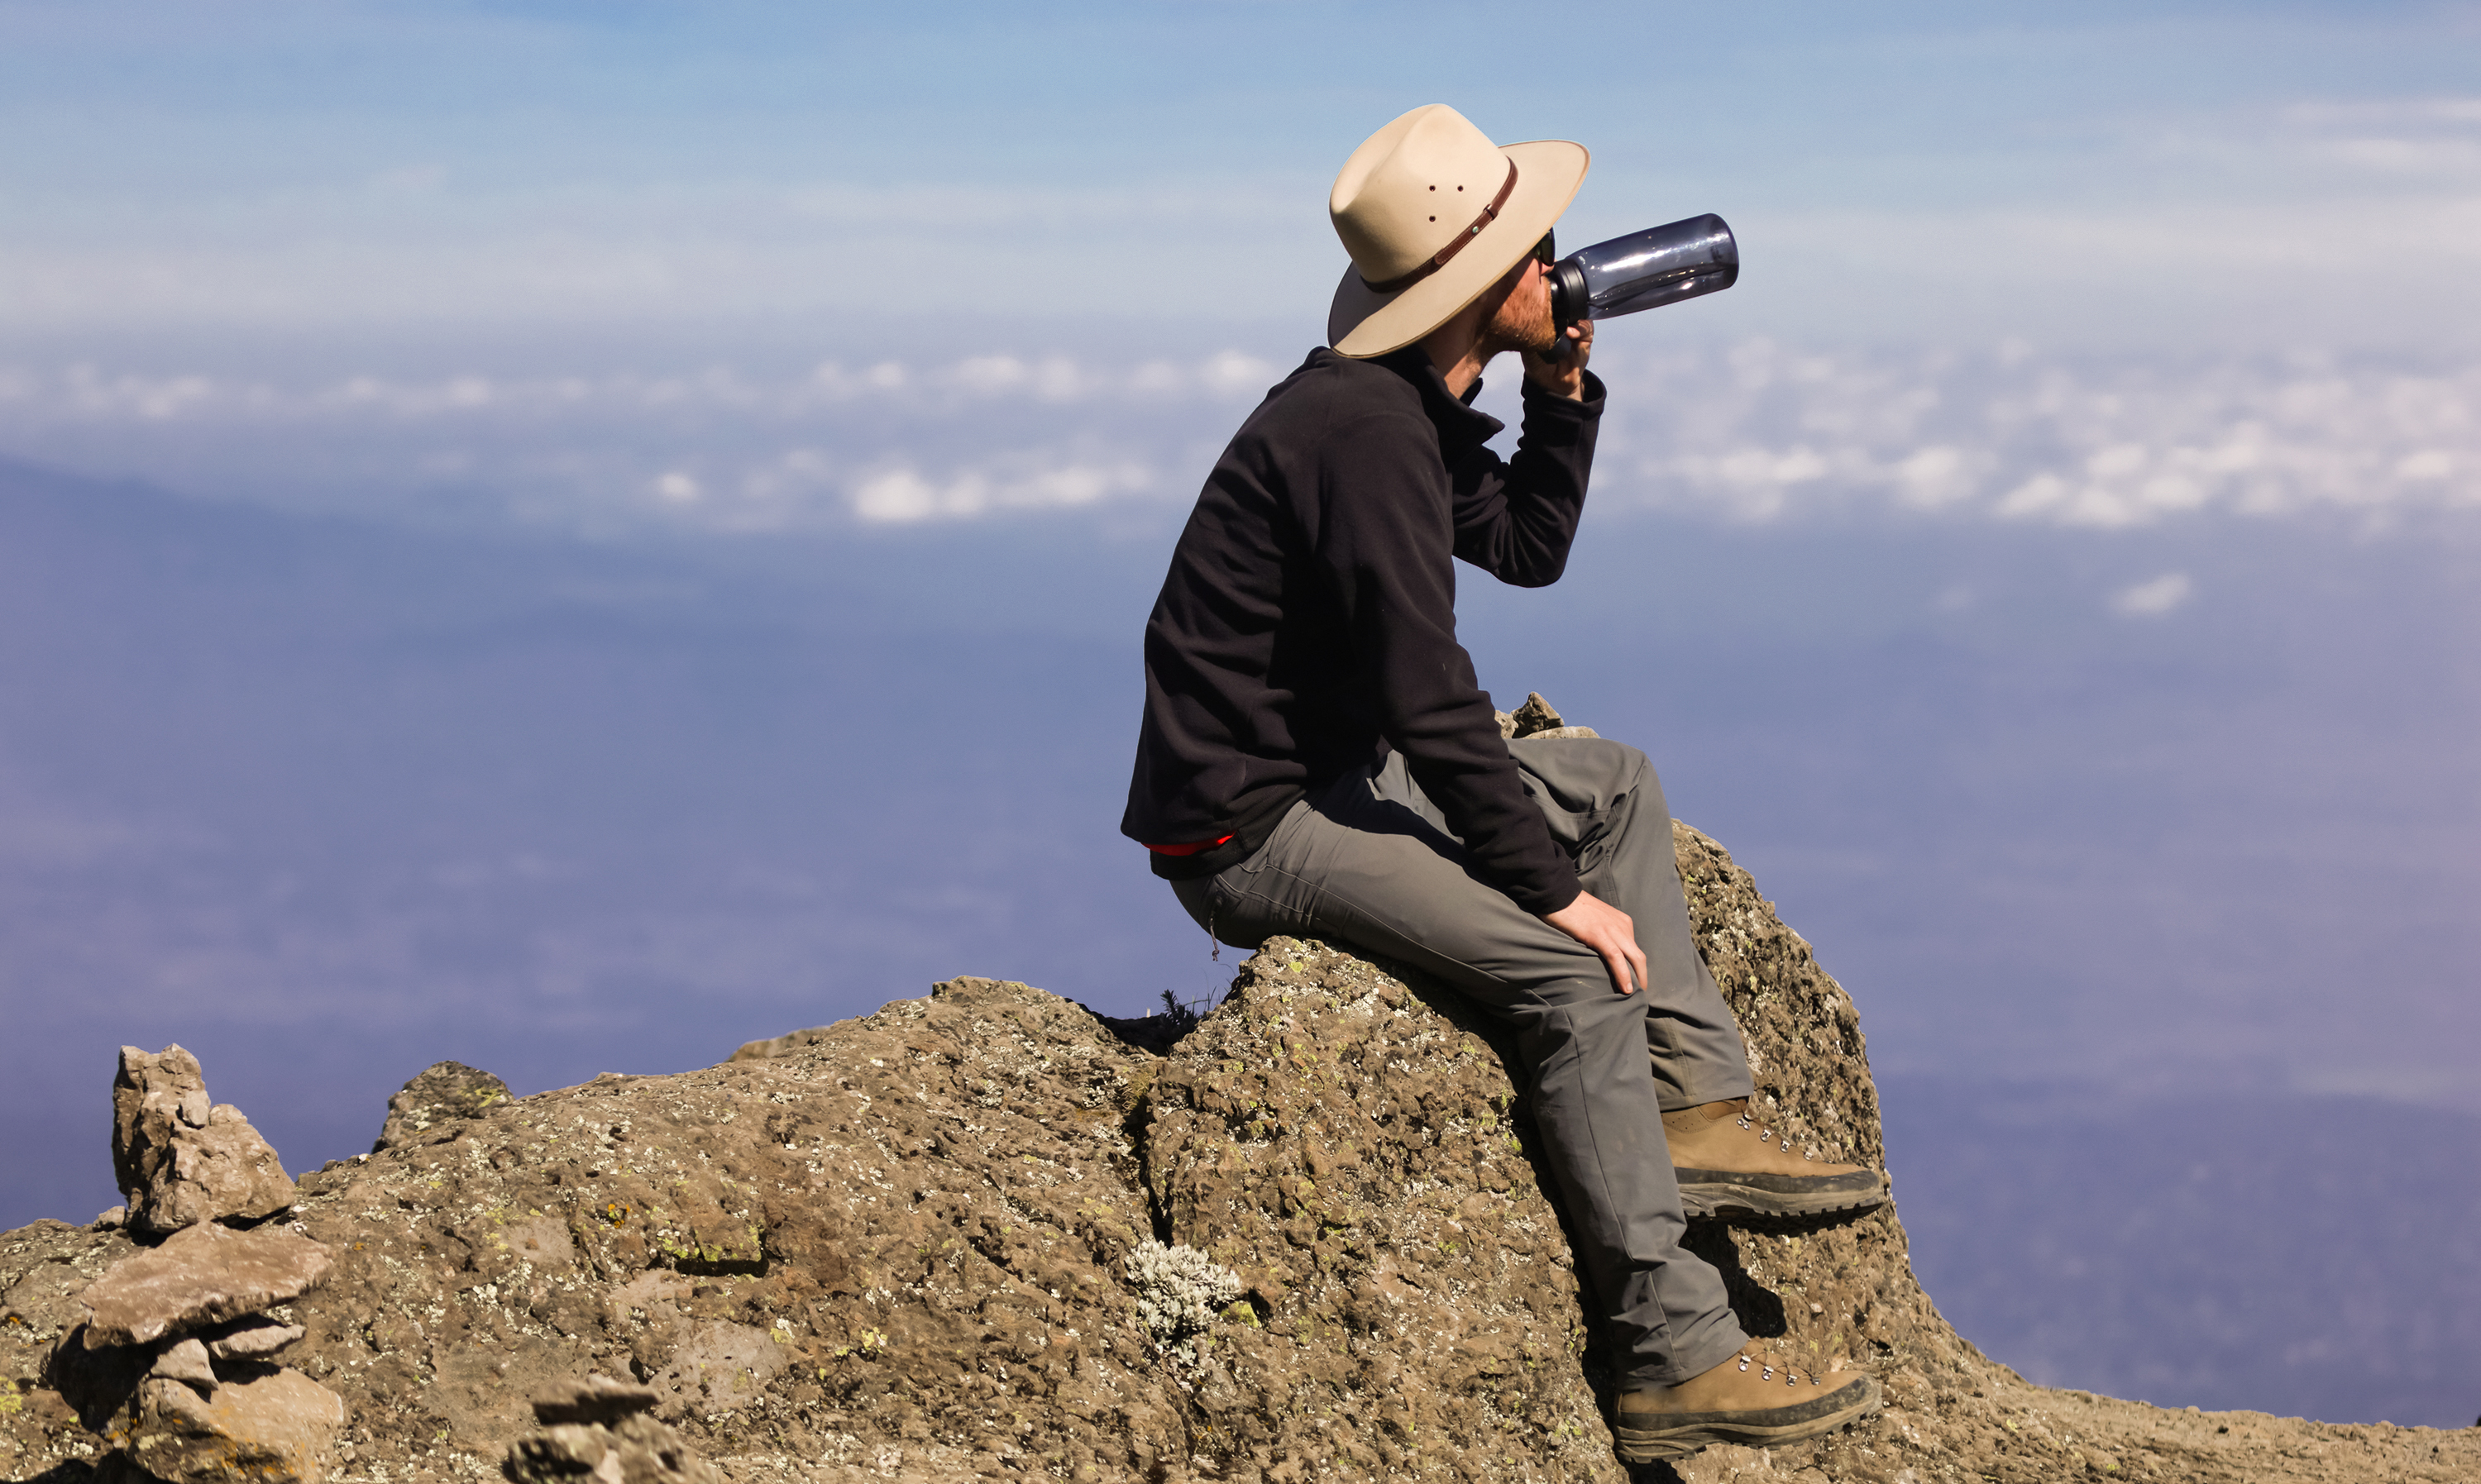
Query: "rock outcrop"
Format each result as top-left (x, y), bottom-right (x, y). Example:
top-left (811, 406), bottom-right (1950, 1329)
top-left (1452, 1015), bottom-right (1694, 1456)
top-left (110, 1048), bottom-right (295, 1238)
top-left (371, 1062), bottom-right (512, 1155)
top-left (7, 821), bottom-right (2476, 1483)
top-left (1495, 691), bottom-right (1599, 742)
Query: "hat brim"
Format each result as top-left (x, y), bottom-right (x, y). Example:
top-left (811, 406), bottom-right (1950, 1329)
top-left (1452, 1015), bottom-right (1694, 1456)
top-left (1327, 138), bottom-right (1589, 359)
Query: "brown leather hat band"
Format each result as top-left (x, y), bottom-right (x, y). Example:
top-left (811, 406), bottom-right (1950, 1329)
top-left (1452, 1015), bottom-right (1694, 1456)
top-left (1360, 159), bottom-right (1521, 295)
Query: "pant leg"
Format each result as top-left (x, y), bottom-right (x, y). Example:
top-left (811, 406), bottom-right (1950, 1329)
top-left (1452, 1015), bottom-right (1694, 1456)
top-left (1496, 736), bottom-right (1756, 1110)
top-left (1169, 754), bottom-right (1746, 1386)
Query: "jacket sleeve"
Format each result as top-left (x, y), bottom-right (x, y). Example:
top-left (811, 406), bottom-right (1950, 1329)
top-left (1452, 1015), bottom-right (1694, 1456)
top-left (1317, 408), bottom-right (1582, 916)
top-left (1448, 370), bottom-right (1605, 586)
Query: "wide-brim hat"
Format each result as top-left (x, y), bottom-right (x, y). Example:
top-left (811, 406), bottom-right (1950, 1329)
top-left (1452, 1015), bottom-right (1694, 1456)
top-left (1327, 104), bottom-right (1588, 358)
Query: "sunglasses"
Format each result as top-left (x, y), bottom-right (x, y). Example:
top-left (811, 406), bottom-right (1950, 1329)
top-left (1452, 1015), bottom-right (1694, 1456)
top-left (1530, 230), bottom-right (1557, 267)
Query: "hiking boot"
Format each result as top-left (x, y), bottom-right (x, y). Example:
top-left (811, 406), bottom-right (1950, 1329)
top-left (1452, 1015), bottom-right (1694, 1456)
top-left (1662, 1098), bottom-right (1887, 1231)
top-left (1613, 1344), bottom-right (1881, 1463)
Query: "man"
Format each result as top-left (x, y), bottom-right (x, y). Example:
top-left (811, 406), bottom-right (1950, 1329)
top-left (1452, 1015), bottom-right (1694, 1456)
top-left (1121, 104), bottom-right (1889, 1465)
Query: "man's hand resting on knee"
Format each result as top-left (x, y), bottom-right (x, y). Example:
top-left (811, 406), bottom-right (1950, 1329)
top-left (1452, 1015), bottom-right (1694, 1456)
top-left (1542, 890), bottom-right (1648, 995)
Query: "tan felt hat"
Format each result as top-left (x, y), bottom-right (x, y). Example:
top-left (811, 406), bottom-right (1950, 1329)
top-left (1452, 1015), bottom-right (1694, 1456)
top-left (1327, 104), bottom-right (1589, 358)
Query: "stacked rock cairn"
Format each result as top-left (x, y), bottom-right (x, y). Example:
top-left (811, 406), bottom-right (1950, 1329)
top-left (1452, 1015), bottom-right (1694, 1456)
top-left (45, 1047), bottom-right (345, 1484)
top-left (45, 1048), bottom-right (718, 1484)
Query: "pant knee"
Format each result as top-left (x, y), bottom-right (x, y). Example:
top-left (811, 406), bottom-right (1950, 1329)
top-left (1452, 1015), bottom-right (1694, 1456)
top-left (1612, 742), bottom-right (1659, 798)
top-left (1518, 985), bottom-right (1648, 1062)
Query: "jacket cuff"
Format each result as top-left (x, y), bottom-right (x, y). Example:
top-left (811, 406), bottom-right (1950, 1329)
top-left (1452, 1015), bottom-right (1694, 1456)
top-left (1520, 368), bottom-right (1606, 421)
top-left (1503, 859), bottom-right (1583, 918)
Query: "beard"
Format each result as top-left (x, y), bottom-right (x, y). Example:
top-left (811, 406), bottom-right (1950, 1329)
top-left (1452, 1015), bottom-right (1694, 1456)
top-left (1480, 278), bottom-right (1560, 357)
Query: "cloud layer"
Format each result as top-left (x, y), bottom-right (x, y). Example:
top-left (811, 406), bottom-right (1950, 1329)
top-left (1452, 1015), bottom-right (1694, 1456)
top-left (1593, 341), bottom-right (2480, 528)
top-left (2, 341), bottom-right (2474, 535)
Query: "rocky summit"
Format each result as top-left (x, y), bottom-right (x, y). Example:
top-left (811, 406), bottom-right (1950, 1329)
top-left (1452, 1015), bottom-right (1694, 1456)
top-left (5, 823), bottom-right (2476, 1484)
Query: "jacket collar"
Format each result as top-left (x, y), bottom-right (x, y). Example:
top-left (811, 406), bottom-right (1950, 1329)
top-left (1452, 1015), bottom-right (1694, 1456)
top-left (1370, 345), bottom-right (1503, 457)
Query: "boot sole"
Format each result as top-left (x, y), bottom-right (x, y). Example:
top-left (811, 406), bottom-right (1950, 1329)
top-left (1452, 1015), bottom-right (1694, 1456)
top-left (1613, 1377), bottom-right (1881, 1463)
top-left (1676, 1174), bottom-right (1888, 1233)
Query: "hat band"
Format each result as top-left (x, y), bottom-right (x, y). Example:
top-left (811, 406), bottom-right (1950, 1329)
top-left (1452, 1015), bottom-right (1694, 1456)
top-left (1360, 159), bottom-right (1520, 295)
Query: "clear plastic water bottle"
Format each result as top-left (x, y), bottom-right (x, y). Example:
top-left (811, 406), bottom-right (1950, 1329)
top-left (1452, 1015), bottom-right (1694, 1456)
top-left (1547, 214), bottom-right (1738, 346)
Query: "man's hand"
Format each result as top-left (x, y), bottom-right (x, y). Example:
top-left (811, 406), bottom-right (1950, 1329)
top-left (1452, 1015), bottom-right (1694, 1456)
top-left (1520, 319), bottom-right (1593, 401)
top-left (1542, 888), bottom-right (1646, 995)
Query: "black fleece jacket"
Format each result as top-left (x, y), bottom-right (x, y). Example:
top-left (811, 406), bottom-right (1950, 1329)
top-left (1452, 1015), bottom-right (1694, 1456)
top-left (1120, 343), bottom-right (1604, 915)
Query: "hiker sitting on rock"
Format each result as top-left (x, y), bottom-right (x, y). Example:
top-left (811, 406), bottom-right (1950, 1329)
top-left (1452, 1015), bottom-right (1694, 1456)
top-left (1120, 104), bottom-right (1890, 1465)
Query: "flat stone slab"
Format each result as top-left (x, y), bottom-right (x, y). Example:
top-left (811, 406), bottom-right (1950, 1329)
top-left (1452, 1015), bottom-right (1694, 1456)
top-left (81, 1221), bottom-right (334, 1349)
top-left (203, 1316), bottom-right (305, 1360)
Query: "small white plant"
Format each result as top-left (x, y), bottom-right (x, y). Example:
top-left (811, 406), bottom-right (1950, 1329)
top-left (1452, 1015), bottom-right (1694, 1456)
top-left (1126, 1238), bottom-right (1242, 1362)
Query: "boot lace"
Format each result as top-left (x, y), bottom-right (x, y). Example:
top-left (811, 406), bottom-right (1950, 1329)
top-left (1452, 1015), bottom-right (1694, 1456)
top-left (1738, 1348), bottom-right (1832, 1388)
top-left (1733, 1105), bottom-right (1818, 1160)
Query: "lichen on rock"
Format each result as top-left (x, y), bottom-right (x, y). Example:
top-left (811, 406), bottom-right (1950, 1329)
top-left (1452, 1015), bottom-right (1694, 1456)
top-left (1124, 1241), bottom-right (1242, 1366)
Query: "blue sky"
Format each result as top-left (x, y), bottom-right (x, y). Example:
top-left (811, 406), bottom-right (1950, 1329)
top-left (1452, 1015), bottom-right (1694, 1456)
top-left (2, 1), bottom-right (2476, 350)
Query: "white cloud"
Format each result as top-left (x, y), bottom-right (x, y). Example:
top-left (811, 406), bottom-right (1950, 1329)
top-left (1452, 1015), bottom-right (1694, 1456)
top-left (1199, 351), bottom-right (1279, 399)
top-left (1894, 445), bottom-right (1977, 510)
top-left (943, 355), bottom-right (1086, 403)
top-left (951, 355), bottom-right (1030, 394)
top-left (2314, 136), bottom-right (2481, 176)
top-left (2283, 98), bottom-right (2481, 128)
top-left (2273, 93), bottom-right (2481, 182)
top-left (2111, 572), bottom-right (2194, 617)
top-left (850, 469), bottom-right (949, 523)
top-left (850, 457), bottom-right (1153, 524)
top-left (1667, 446), bottom-right (1833, 521)
top-left (2395, 449), bottom-right (2456, 481)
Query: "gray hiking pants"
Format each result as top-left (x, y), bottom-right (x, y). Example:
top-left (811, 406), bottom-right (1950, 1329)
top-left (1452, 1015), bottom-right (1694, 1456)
top-left (1169, 735), bottom-right (1753, 1385)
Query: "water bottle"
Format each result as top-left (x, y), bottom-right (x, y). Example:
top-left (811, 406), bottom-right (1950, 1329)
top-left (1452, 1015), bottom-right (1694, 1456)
top-left (1546, 214), bottom-right (1738, 353)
